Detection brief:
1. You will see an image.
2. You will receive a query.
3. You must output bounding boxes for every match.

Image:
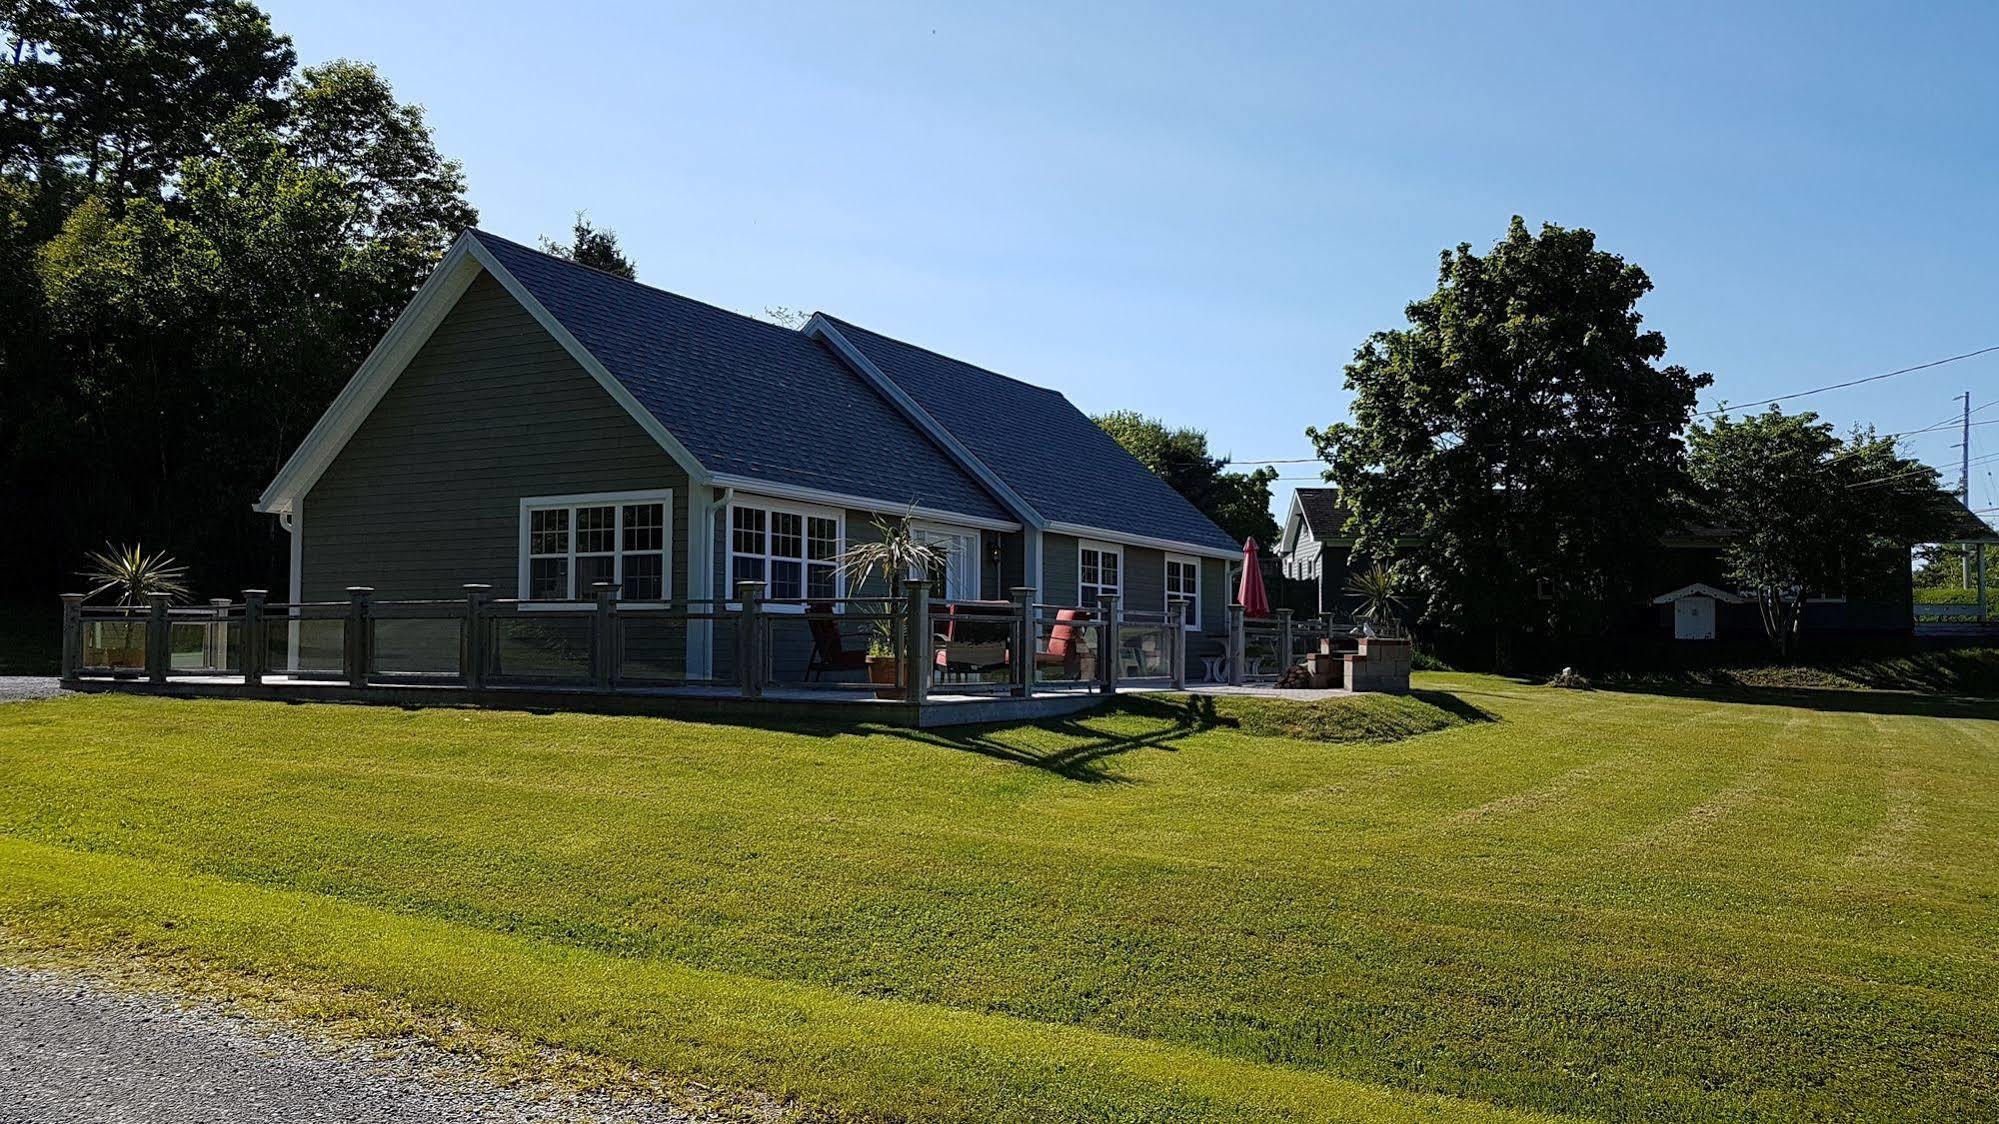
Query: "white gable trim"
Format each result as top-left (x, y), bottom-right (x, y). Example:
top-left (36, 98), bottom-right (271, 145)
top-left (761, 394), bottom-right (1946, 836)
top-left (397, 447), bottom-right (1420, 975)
top-left (255, 232), bottom-right (712, 515)
top-left (1278, 491), bottom-right (1307, 554)
top-left (256, 238), bottom-right (483, 513)
top-left (803, 315), bottom-right (1045, 531)
top-left (1651, 583), bottom-right (1749, 605)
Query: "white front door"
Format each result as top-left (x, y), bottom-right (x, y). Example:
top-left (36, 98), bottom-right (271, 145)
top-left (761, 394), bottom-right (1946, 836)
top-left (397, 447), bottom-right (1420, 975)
top-left (1674, 596), bottom-right (1716, 640)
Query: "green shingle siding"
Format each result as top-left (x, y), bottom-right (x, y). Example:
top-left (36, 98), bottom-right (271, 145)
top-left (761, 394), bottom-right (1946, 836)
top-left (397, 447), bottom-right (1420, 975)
top-left (300, 272), bottom-right (689, 603)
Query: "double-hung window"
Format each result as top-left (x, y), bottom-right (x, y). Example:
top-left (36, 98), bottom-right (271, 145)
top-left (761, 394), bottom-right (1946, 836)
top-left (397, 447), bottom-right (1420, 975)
top-left (730, 501), bottom-right (840, 605)
top-left (1164, 554), bottom-right (1200, 629)
top-left (1078, 541), bottom-right (1122, 606)
top-left (520, 490), bottom-right (672, 602)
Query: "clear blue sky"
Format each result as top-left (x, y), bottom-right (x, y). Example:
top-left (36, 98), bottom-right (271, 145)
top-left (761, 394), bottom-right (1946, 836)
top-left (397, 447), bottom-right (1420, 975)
top-left (266, 0), bottom-right (1999, 513)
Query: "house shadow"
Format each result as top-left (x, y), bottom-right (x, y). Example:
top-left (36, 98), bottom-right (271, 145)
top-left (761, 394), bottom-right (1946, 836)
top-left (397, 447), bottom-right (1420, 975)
top-left (1597, 682), bottom-right (1999, 723)
top-left (866, 694), bottom-right (1225, 784)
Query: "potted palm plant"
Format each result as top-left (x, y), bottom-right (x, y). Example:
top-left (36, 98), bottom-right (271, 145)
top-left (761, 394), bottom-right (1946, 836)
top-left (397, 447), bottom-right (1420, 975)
top-left (80, 543), bottom-right (190, 671)
top-left (835, 511), bottom-right (949, 699)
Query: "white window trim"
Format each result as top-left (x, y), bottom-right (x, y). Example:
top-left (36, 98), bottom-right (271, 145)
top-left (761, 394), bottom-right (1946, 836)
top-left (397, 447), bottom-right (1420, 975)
top-left (1164, 552), bottom-right (1201, 631)
top-left (727, 495), bottom-right (845, 613)
top-left (516, 489), bottom-right (674, 610)
top-left (911, 521), bottom-right (983, 602)
top-left (1077, 539), bottom-right (1123, 607)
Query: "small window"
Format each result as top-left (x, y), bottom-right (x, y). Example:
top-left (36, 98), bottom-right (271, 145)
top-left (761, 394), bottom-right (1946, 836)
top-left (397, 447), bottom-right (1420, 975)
top-left (1079, 541), bottom-right (1122, 606)
top-left (1165, 554), bottom-right (1200, 629)
top-left (520, 491), bottom-right (672, 602)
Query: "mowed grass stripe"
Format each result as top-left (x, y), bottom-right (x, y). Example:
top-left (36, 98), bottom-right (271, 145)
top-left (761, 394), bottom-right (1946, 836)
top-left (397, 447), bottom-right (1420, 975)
top-left (1, 681), bottom-right (1995, 1120)
top-left (0, 838), bottom-right (1569, 1124)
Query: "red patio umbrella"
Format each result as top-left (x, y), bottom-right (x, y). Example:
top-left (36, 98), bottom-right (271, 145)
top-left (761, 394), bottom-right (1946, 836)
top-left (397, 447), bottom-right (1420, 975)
top-left (1236, 537), bottom-right (1271, 618)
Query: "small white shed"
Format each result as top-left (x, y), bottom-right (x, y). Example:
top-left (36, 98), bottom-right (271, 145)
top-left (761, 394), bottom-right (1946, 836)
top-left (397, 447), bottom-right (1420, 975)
top-left (1651, 583), bottom-right (1748, 641)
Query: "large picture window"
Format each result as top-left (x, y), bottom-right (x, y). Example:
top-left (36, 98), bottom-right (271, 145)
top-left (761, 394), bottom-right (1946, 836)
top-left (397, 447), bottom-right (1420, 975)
top-left (1078, 541), bottom-right (1121, 606)
top-left (730, 500), bottom-right (841, 605)
top-left (1165, 554), bottom-right (1200, 629)
top-left (519, 490), bottom-right (673, 602)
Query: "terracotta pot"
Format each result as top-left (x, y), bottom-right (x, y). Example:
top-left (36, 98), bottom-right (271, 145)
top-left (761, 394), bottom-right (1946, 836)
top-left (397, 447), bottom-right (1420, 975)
top-left (867, 654), bottom-right (904, 700)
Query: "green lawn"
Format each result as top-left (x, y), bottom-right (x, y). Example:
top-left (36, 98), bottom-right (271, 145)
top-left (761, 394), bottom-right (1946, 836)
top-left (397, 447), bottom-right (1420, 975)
top-left (0, 678), bottom-right (1994, 1122)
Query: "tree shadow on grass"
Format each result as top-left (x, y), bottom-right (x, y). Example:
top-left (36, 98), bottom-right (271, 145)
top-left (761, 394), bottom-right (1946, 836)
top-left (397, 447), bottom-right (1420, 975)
top-left (1409, 689), bottom-right (1499, 726)
top-left (866, 694), bottom-right (1225, 783)
top-left (1596, 681), bottom-right (1999, 722)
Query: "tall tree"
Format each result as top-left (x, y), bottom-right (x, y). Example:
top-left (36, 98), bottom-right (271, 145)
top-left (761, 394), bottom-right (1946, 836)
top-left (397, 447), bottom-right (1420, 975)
top-left (1093, 410), bottom-right (1277, 546)
top-left (0, 8), bottom-right (473, 595)
top-left (1686, 410), bottom-right (1960, 656)
top-left (1309, 217), bottom-right (1711, 670)
top-left (539, 211), bottom-right (634, 279)
top-left (0, 0), bottom-right (294, 199)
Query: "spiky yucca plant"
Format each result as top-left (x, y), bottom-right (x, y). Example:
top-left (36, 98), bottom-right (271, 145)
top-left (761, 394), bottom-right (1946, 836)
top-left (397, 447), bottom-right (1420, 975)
top-left (82, 543), bottom-right (190, 606)
top-left (835, 511), bottom-right (950, 656)
top-left (1344, 563), bottom-right (1404, 637)
top-left (79, 543), bottom-right (189, 666)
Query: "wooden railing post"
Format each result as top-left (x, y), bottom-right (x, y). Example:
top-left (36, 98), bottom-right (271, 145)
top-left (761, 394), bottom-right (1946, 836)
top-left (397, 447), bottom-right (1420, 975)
top-left (1168, 597), bottom-right (1188, 690)
top-left (343, 586), bottom-right (373, 687)
top-left (58, 593), bottom-right (83, 681)
top-left (591, 582), bottom-right (616, 689)
top-left (903, 578), bottom-right (930, 707)
top-left (1277, 608), bottom-right (1294, 677)
top-left (460, 584), bottom-right (490, 689)
top-left (241, 590), bottom-right (267, 686)
top-left (145, 592), bottom-right (171, 683)
top-left (1227, 603), bottom-right (1245, 686)
top-left (736, 580), bottom-right (765, 699)
top-left (1098, 593), bottom-right (1121, 693)
top-left (207, 598), bottom-right (232, 670)
top-left (1010, 586), bottom-right (1036, 699)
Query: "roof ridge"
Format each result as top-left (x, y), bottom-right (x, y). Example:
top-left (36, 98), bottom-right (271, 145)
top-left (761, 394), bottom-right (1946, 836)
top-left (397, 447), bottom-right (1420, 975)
top-left (818, 314), bottom-right (1065, 398)
top-left (469, 228), bottom-right (811, 344)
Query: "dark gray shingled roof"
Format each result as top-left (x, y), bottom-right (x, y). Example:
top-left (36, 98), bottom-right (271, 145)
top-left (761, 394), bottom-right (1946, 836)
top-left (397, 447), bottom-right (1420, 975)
top-left (471, 231), bottom-right (1011, 523)
top-left (820, 316), bottom-right (1242, 553)
top-left (1292, 488), bottom-right (1348, 538)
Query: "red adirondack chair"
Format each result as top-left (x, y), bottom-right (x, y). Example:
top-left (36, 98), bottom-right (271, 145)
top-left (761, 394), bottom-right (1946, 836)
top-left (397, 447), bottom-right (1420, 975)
top-left (804, 601), bottom-right (868, 681)
top-left (1035, 608), bottom-right (1088, 679)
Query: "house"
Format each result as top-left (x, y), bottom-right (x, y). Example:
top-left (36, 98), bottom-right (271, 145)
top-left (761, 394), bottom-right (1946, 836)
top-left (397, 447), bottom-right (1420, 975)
top-left (1275, 487), bottom-right (1349, 615)
top-left (1274, 485), bottom-right (1996, 643)
top-left (255, 230), bottom-right (1240, 681)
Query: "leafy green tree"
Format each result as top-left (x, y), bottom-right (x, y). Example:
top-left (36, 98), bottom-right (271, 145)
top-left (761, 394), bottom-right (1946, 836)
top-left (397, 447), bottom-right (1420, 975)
top-left (540, 211), bottom-right (635, 279)
top-left (0, 6), bottom-right (473, 594)
top-left (1913, 543), bottom-right (1969, 589)
top-left (1093, 410), bottom-right (1277, 547)
top-left (1687, 410), bottom-right (1961, 656)
top-left (1309, 217), bottom-right (1711, 670)
top-left (0, 0), bottom-right (294, 198)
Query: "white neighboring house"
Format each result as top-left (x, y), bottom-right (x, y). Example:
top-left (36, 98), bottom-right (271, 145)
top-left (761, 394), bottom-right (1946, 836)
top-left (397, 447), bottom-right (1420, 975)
top-left (1649, 583), bottom-right (1748, 641)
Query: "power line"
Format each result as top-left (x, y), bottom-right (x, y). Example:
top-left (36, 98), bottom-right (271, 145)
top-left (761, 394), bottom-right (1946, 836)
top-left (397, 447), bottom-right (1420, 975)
top-left (1697, 345), bottom-right (1999, 418)
top-left (1847, 450), bottom-right (1999, 489)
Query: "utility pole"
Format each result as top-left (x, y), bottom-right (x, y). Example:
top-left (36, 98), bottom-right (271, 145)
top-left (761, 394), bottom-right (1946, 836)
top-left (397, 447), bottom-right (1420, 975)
top-left (1960, 391), bottom-right (1973, 587)
top-left (1960, 390), bottom-right (1973, 502)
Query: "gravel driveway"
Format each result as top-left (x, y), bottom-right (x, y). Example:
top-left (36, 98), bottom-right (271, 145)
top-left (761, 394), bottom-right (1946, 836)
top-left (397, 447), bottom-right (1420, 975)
top-left (0, 967), bottom-right (755, 1123)
top-left (0, 678), bottom-right (61, 703)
